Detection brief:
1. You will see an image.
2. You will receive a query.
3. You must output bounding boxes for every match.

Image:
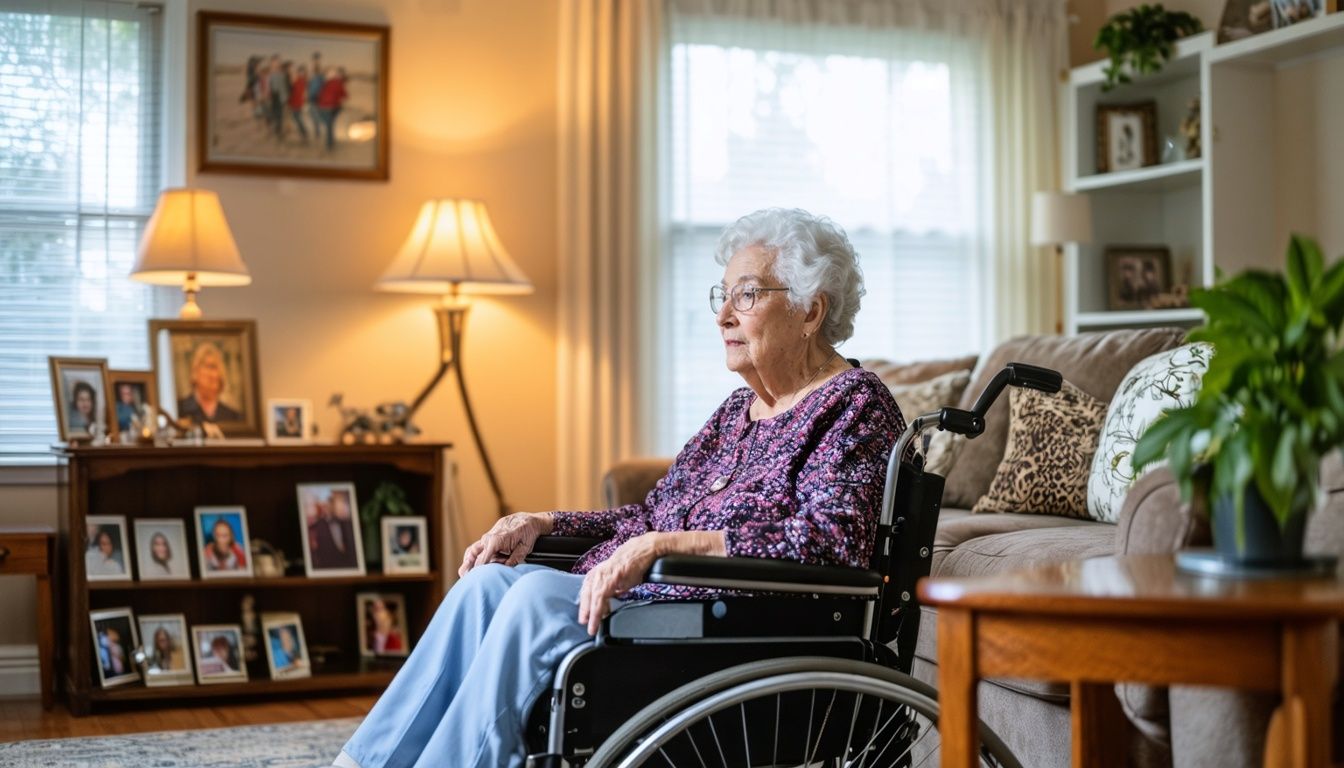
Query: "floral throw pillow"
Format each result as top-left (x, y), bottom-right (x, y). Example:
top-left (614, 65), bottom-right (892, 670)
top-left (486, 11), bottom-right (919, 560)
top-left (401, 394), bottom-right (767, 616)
top-left (1086, 343), bottom-right (1212, 523)
top-left (972, 379), bottom-right (1109, 518)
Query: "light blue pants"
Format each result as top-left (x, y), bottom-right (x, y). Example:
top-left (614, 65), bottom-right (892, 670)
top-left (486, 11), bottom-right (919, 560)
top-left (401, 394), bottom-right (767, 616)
top-left (341, 563), bottom-right (592, 768)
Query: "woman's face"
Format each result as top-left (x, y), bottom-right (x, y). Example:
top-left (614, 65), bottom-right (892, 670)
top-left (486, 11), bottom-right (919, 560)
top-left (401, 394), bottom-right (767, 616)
top-left (98, 531), bottom-right (113, 555)
top-left (397, 529), bottom-right (413, 549)
top-left (151, 534), bottom-right (169, 561)
top-left (716, 246), bottom-right (810, 377)
top-left (191, 350), bottom-right (224, 400)
top-left (155, 627), bottom-right (172, 652)
top-left (372, 600), bottom-right (393, 631)
top-left (212, 521), bottom-right (234, 550)
top-left (75, 388), bottom-right (94, 418)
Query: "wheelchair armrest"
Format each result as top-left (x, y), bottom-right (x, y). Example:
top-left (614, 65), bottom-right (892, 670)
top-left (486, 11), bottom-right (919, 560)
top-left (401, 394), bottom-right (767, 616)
top-left (647, 555), bottom-right (882, 597)
top-left (530, 536), bottom-right (604, 556)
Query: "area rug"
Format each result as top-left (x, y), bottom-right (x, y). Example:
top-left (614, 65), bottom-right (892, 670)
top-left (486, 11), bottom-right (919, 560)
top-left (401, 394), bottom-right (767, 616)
top-left (0, 717), bottom-right (359, 767)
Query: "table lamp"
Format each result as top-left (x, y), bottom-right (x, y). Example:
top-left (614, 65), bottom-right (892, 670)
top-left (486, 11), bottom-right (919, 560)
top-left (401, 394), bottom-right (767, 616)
top-left (131, 188), bottom-right (251, 318)
top-left (378, 198), bottom-right (533, 518)
top-left (1030, 191), bottom-right (1092, 333)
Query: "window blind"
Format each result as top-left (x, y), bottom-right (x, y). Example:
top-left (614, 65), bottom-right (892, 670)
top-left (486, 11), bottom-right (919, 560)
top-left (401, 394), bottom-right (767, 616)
top-left (0, 1), bottom-right (169, 460)
top-left (659, 15), bottom-right (989, 452)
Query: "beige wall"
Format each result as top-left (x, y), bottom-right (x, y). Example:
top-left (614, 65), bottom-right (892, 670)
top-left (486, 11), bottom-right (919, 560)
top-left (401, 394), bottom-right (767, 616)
top-left (0, 0), bottom-right (558, 651)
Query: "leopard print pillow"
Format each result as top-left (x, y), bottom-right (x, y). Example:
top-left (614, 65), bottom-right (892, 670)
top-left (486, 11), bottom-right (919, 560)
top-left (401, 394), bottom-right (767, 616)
top-left (972, 379), bottom-right (1109, 518)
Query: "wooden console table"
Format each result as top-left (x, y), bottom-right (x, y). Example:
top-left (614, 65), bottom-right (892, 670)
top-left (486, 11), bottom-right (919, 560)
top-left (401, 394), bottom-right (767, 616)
top-left (0, 526), bottom-right (56, 709)
top-left (920, 553), bottom-right (1343, 768)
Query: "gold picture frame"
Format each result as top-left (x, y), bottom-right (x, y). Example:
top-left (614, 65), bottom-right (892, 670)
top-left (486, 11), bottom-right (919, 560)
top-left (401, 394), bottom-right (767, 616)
top-left (150, 319), bottom-right (263, 438)
top-left (48, 356), bottom-right (115, 443)
top-left (1096, 101), bottom-right (1158, 173)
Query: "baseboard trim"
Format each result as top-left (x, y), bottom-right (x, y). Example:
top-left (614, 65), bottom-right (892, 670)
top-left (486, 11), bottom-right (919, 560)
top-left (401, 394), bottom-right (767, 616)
top-left (0, 644), bottom-right (40, 697)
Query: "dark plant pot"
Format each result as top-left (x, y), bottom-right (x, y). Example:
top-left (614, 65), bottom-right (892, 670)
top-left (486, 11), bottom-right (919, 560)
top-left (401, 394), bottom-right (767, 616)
top-left (1212, 485), bottom-right (1307, 565)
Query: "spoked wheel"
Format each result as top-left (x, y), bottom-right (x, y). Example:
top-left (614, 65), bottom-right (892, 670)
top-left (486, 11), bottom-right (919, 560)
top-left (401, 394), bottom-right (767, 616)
top-left (587, 657), bottom-right (1021, 768)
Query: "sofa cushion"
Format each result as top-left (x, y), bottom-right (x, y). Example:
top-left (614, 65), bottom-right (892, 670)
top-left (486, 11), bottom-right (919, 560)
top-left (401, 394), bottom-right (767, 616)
top-left (1088, 343), bottom-right (1212, 523)
top-left (972, 380), bottom-right (1109, 519)
top-left (886, 368), bottom-right (972, 424)
top-left (937, 524), bottom-right (1116, 578)
top-left (932, 509), bottom-right (1098, 576)
top-left (864, 354), bottom-right (978, 386)
top-left (942, 328), bottom-right (1188, 509)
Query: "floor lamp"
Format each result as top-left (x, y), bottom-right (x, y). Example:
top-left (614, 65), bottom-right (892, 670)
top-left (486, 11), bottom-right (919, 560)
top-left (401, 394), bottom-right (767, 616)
top-left (1030, 191), bottom-right (1093, 334)
top-left (377, 199), bottom-right (533, 518)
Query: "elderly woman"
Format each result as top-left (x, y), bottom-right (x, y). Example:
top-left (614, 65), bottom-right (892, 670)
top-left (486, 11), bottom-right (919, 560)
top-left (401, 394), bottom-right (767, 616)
top-left (335, 208), bottom-right (904, 768)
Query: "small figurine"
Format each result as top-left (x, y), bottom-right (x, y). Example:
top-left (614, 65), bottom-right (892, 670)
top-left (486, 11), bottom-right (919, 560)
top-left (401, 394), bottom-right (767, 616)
top-left (1180, 97), bottom-right (1201, 159)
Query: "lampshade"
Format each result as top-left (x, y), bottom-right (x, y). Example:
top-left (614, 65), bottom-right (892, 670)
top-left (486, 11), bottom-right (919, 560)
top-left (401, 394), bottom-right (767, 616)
top-left (132, 188), bottom-right (251, 286)
top-left (1030, 191), bottom-right (1093, 246)
top-left (377, 199), bottom-right (533, 295)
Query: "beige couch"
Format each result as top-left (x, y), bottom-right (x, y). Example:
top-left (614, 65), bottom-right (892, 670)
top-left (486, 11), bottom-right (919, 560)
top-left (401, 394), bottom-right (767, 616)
top-left (602, 327), bottom-right (1343, 766)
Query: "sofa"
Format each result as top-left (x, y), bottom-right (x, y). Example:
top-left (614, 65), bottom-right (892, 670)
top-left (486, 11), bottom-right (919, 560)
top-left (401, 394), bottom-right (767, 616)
top-left (601, 327), bottom-right (1344, 767)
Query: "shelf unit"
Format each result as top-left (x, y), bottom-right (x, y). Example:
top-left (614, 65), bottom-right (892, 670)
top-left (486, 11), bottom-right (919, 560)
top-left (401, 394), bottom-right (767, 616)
top-left (1061, 12), bottom-right (1344, 333)
top-left (55, 443), bottom-right (450, 715)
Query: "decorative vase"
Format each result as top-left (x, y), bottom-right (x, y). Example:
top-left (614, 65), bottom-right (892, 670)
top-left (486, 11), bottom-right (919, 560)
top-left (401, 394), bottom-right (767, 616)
top-left (1212, 484), bottom-right (1308, 565)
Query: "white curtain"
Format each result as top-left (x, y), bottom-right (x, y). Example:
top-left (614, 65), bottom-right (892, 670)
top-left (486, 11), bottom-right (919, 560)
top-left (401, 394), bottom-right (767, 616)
top-left (556, 0), bottom-right (666, 509)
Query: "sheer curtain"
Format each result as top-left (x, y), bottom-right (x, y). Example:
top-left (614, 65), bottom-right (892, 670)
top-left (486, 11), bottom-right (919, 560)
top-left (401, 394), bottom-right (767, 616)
top-left (658, 0), bottom-right (1065, 452)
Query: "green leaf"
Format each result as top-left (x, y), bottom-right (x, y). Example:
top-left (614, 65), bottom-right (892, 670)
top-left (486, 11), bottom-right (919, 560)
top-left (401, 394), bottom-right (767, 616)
top-left (1285, 234), bottom-right (1323, 306)
top-left (1190, 289), bottom-right (1276, 338)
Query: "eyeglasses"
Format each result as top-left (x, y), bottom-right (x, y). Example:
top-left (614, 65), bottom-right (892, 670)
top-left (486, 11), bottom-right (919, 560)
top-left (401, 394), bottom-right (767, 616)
top-left (709, 284), bottom-right (790, 313)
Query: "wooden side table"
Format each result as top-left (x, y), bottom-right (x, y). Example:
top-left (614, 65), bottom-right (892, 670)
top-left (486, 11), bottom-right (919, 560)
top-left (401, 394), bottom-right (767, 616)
top-left (919, 554), bottom-right (1343, 768)
top-left (0, 526), bottom-right (56, 709)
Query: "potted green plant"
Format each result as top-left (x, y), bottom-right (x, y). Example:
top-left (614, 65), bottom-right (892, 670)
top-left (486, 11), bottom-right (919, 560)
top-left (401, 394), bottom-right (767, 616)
top-left (1132, 235), bottom-right (1344, 566)
top-left (1094, 4), bottom-right (1203, 92)
top-left (360, 481), bottom-right (416, 567)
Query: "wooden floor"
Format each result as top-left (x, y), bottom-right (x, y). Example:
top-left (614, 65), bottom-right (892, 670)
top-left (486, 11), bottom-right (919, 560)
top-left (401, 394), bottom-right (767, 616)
top-left (0, 694), bottom-right (376, 742)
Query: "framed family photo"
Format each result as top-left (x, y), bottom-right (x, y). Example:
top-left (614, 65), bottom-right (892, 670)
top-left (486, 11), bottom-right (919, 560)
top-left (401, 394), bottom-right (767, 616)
top-left (192, 624), bottom-right (248, 684)
top-left (85, 516), bottom-right (131, 582)
top-left (195, 506), bottom-right (254, 579)
top-left (1096, 102), bottom-right (1157, 173)
top-left (356, 592), bottom-right (409, 657)
top-left (262, 612), bottom-right (311, 680)
top-left (150, 319), bottom-right (262, 437)
top-left (266, 398), bottom-right (312, 445)
top-left (134, 519), bottom-right (192, 581)
top-left (89, 607), bottom-right (140, 688)
top-left (139, 613), bottom-right (194, 687)
top-left (197, 12), bottom-right (390, 180)
top-left (108, 369), bottom-right (158, 435)
top-left (297, 482), bottom-right (366, 577)
top-left (48, 357), bottom-right (114, 442)
top-left (382, 516), bottom-right (428, 575)
top-left (1106, 246), bottom-right (1173, 311)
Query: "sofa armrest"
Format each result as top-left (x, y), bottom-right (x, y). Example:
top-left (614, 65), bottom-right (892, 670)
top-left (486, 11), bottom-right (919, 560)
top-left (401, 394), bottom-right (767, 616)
top-left (602, 458), bottom-right (674, 508)
top-left (1114, 466), bottom-right (1210, 556)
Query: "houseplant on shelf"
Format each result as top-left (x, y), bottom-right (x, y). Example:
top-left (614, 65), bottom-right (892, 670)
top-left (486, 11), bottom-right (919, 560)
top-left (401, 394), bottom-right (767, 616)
top-left (1132, 234), bottom-right (1344, 567)
top-left (1094, 4), bottom-right (1204, 92)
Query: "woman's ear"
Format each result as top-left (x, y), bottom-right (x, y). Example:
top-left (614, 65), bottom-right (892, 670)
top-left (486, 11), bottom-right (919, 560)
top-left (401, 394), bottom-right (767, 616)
top-left (803, 293), bottom-right (828, 338)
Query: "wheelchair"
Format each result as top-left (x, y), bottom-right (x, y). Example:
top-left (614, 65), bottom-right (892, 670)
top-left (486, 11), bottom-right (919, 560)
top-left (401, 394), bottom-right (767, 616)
top-left (523, 363), bottom-right (1062, 768)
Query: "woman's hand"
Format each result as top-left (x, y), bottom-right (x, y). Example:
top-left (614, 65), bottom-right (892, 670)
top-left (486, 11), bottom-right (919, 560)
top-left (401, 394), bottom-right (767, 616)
top-left (458, 512), bottom-right (553, 577)
top-left (577, 530), bottom-right (726, 636)
top-left (577, 532), bottom-right (664, 636)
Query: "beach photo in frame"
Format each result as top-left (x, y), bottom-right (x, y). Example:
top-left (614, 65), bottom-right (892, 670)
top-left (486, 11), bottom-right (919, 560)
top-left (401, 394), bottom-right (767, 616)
top-left (381, 516), bottom-right (428, 575)
top-left (48, 356), bottom-right (115, 443)
top-left (108, 369), bottom-right (158, 435)
top-left (262, 612), bottom-right (312, 681)
top-left (84, 515), bottom-right (132, 582)
top-left (198, 12), bottom-right (390, 180)
top-left (150, 319), bottom-right (262, 438)
top-left (1096, 101), bottom-right (1157, 173)
top-left (89, 607), bottom-right (140, 688)
top-left (138, 613), bottom-right (194, 687)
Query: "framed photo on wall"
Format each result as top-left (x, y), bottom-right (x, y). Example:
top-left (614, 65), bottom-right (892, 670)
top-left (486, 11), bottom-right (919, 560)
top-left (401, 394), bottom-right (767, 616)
top-left (108, 369), bottom-right (158, 436)
top-left (197, 11), bottom-right (390, 180)
top-left (150, 319), bottom-right (262, 438)
top-left (1096, 102), bottom-right (1157, 173)
top-left (1106, 246), bottom-right (1173, 311)
top-left (48, 357), bottom-right (115, 443)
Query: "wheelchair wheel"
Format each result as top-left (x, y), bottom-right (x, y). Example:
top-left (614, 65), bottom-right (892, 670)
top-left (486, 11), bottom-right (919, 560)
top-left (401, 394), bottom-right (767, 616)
top-left (587, 656), bottom-right (1022, 768)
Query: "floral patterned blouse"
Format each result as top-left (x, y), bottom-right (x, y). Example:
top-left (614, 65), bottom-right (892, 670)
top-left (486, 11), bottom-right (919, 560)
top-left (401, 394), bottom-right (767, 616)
top-left (550, 366), bottom-right (904, 599)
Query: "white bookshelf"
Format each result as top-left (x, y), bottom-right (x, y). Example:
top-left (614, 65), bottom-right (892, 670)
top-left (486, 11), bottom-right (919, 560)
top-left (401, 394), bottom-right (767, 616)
top-left (1061, 13), bottom-right (1344, 334)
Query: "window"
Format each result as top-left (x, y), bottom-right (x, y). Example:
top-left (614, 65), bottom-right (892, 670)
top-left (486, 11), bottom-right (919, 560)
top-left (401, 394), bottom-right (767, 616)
top-left (0, 2), bottom-right (168, 460)
top-left (659, 16), bottom-right (990, 452)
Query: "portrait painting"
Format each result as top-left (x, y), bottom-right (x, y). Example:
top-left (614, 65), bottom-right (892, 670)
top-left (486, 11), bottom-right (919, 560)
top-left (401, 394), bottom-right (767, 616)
top-left (138, 613), bottom-right (193, 687)
top-left (1107, 246), bottom-right (1173, 311)
top-left (266, 398), bottom-right (312, 445)
top-left (297, 482), bottom-right (366, 577)
top-left (108, 369), bottom-right (158, 435)
top-left (382, 516), bottom-right (428, 575)
top-left (150, 320), bottom-right (262, 438)
top-left (194, 506), bottom-right (254, 579)
top-left (48, 357), bottom-right (114, 442)
top-left (198, 12), bottom-right (390, 180)
top-left (1096, 102), bottom-right (1157, 174)
top-left (134, 519), bottom-right (192, 581)
top-left (89, 607), bottom-right (140, 688)
top-left (356, 592), bottom-right (409, 657)
top-left (262, 612), bottom-right (311, 680)
top-left (84, 515), bottom-right (131, 582)
top-left (192, 624), bottom-right (248, 684)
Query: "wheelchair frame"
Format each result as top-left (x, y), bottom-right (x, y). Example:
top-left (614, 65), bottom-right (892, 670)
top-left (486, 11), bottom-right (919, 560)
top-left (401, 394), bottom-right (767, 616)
top-left (523, 363), bottom-right (1061, 767)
